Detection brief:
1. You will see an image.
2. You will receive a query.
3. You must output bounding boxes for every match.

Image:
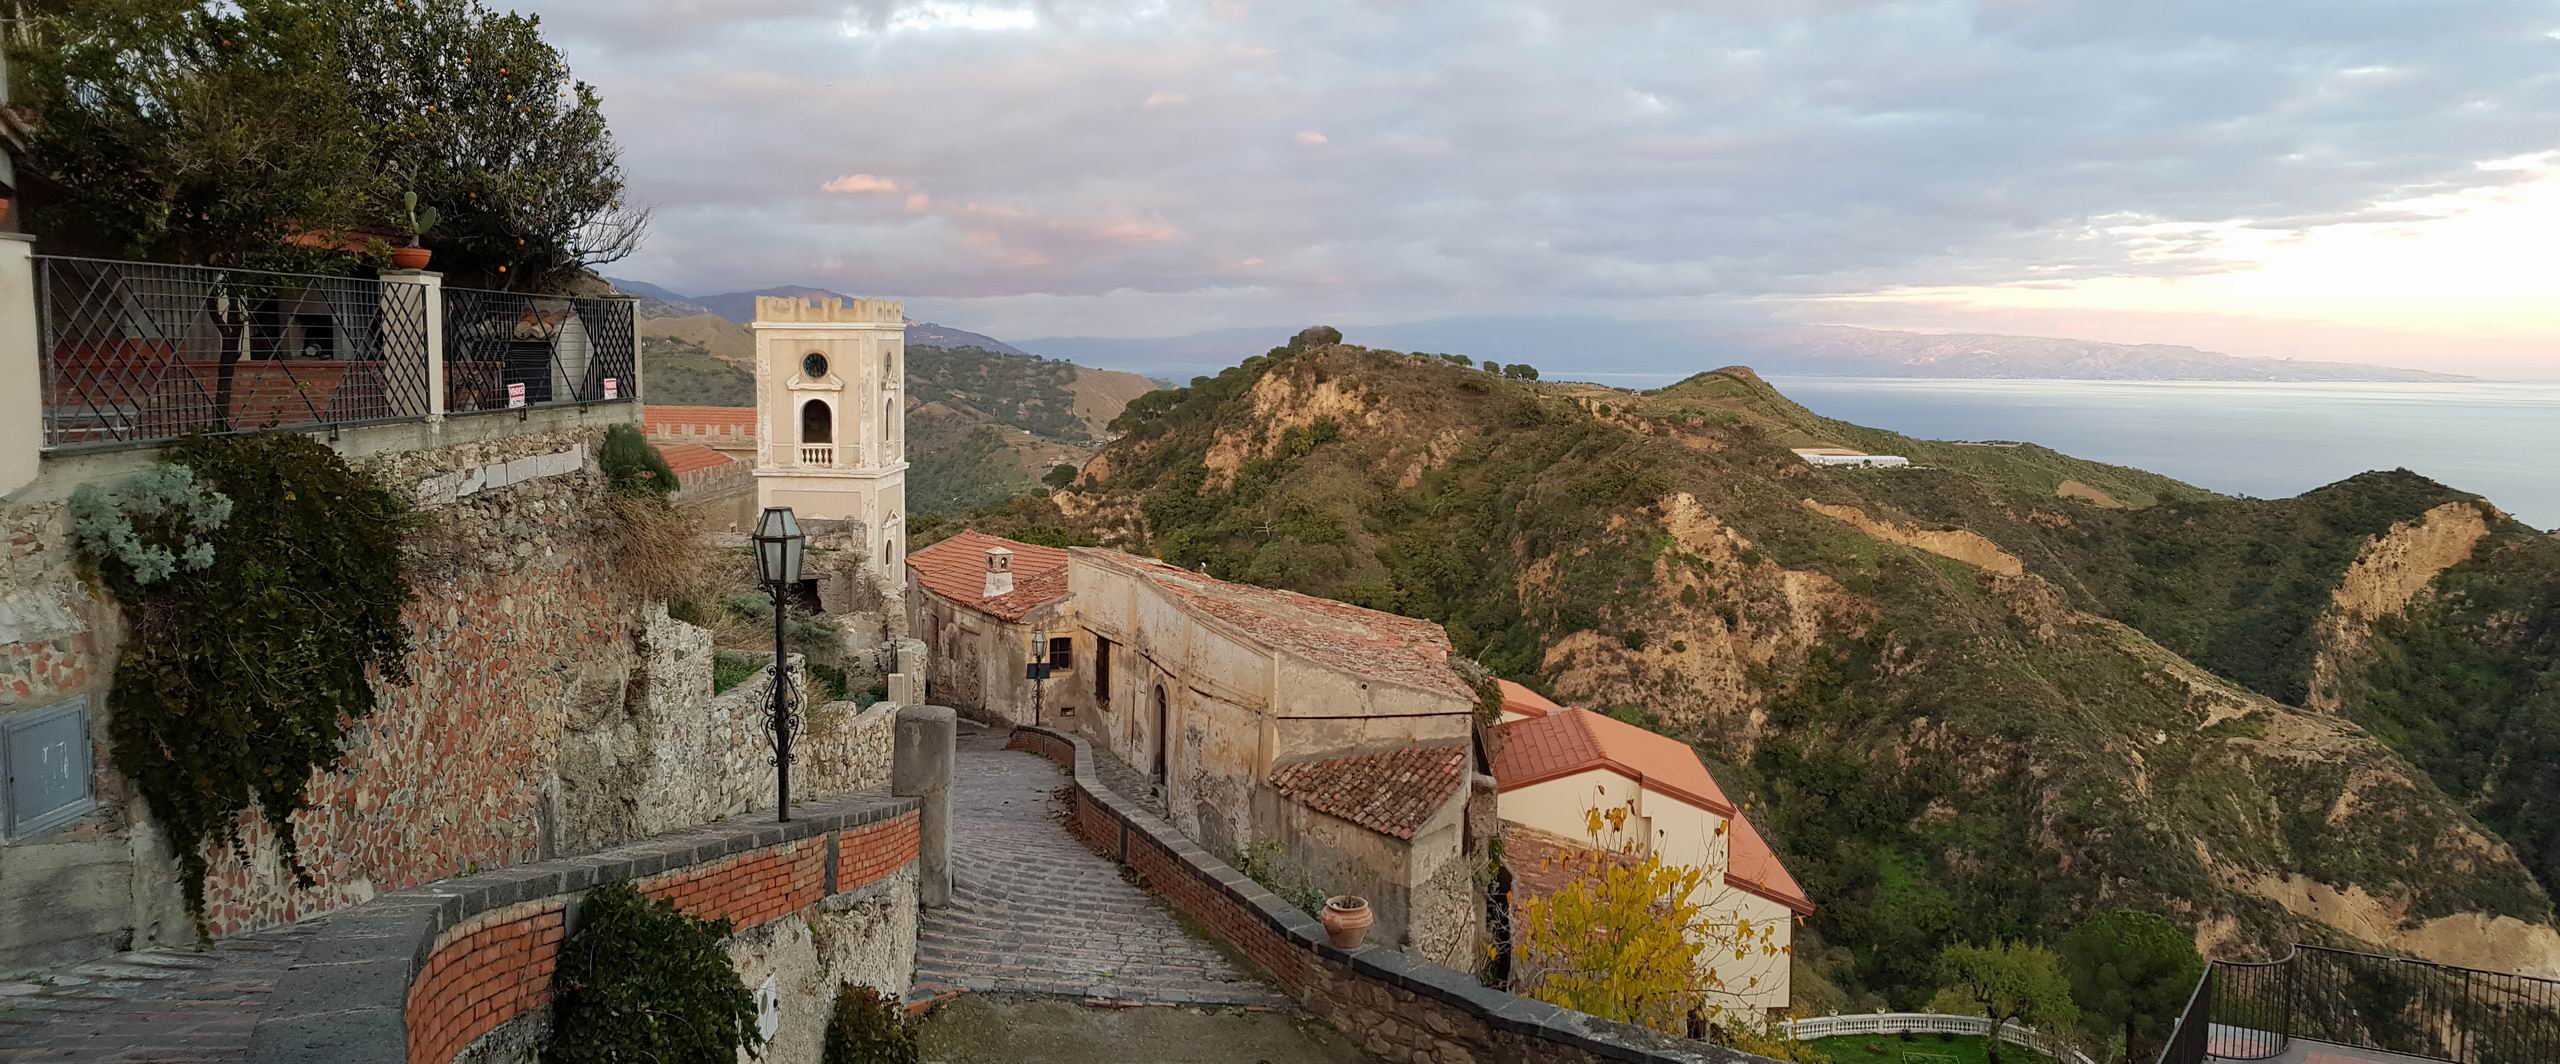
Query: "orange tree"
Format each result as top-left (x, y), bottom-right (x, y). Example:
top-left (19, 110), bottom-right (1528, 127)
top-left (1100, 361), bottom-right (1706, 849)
top-left (1508, 803), bottom-right (1796, 1041)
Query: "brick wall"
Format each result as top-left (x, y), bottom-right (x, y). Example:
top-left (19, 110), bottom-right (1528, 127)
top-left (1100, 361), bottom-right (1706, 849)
top-left (400, 803), bottom-right (919, 1064)
top-left (1007, 726), bottom-right (1762, 1064)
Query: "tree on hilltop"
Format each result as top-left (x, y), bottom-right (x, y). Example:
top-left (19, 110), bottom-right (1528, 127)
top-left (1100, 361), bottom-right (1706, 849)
top-left (1290, 325), bottom-right (1343, 349)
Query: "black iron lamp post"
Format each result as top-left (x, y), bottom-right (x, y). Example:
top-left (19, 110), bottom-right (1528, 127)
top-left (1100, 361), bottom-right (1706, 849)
top-left (1028, 625), bottom-right (1050, 725)
top-left (753, 506), bottom-right (805, 822)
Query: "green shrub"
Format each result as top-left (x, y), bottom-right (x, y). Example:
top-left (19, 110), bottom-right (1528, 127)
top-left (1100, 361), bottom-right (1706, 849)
top-left (713, 651), bottom-right (761, 694)
top-left (73, 435), bottom-right (412, 933)
top-left (545, 882), bottom-right (760, 1064)
top-left (68, 464), bottom-right (232, 585)
top-left (599, 423), bottom-right (676, 498)
top-left (821, 983), bottom-right (920, 1064)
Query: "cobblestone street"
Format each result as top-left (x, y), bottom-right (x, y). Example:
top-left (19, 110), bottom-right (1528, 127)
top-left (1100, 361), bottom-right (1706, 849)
top-left (0, 925), bottom-right (316, 1063)
top-left (911, 726), bottom-right (1287, 1007)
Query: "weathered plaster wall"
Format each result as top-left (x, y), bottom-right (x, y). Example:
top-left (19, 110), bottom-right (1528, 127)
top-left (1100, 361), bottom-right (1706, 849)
top-left (909, 582), bottom-right (1073, 729)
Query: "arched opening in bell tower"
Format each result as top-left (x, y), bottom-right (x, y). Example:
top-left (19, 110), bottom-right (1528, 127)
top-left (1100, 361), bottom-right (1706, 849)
top-left (800, 399), bottom-right (833, 443)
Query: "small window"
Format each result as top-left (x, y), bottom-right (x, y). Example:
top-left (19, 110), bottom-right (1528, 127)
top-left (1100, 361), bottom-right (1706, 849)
top-left (5, 698), bottom-right (95, 839)
top-left (802, 351), bottom-right (829, 379)
top-left (1048, 636), bottom-right (1074, 672)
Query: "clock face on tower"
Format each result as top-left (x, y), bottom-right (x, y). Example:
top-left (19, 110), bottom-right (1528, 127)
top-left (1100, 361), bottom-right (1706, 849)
top-left (801, 352), bottom-right (828, 379)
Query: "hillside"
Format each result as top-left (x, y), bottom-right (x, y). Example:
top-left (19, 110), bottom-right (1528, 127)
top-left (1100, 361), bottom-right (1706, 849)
top-left (1031, 334), bottom-right (2560, 1005)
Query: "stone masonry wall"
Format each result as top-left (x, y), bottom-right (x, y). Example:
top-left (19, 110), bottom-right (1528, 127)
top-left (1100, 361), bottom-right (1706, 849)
top-left (0, 420), bottom-right (903, 978)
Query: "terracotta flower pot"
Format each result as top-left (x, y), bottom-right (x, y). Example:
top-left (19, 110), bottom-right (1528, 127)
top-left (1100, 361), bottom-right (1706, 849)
top-left (390, 245), bottom-right (432, 270)
top-left (1320, 895), bottom-right (1373, 948)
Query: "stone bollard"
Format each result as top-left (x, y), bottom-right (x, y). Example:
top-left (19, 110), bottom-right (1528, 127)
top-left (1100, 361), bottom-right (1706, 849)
top-left (893, 704), bottom-right (956, 908)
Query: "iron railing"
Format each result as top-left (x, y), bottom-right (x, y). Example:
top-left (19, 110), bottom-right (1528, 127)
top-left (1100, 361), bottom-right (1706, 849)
top-left (2157, 945), bottom-right (2560, 1064)
top-left (441, 287), bottom-right (637, 414)
top-left (36, 256), bottom-right (433, 447)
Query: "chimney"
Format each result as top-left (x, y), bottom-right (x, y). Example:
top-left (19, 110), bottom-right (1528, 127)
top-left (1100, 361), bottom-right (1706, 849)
top-left (982, 546), bottom-right (1015, 599)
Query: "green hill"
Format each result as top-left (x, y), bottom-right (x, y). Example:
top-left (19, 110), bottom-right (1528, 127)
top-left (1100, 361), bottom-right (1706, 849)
top-left (1009, 335), bottom-right (2560, 1003)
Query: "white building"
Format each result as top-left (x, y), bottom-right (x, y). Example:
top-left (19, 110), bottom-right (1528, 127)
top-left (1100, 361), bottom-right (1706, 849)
top-left (750, 296), bottom-right (907, 582)
top-left (1793, 449), bottom-right (1910, 468)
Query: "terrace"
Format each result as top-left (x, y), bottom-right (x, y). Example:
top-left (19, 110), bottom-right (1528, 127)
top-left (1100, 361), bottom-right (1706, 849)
top-left (33, 254), bottom-right (635, 451)
top-left (2158, 945), bottom-right (2560, 1064)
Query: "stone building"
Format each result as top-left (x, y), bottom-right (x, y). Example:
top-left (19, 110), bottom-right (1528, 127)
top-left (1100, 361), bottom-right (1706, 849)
top-left (1491, 706), bottom-right (1811, 1015)
top-left (749, 296), bottom-right (906, 584)
top-left (1064, 546), bottom-right (1486, 968)
top-left (905, 530), bottom-right (1074, 728)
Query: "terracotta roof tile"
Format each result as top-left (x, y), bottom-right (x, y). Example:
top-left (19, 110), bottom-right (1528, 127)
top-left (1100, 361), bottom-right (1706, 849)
top-left (1073, 549), bottom-right (1471, 701)
top-left (1500, 824), bottom-right (1639, 905)
top-left (906, 530), bottom-right (1070, 621)
top-left (1497, 679), bottom-right (1562, 719)
top-left (1723, 811), bottom-right (1813, 915)
top-left (1269, 743), bottom-right (1470, 841)
top-left (654, 442), bottom-right (739, 478)
top-left (1487, 708), bottom-right (1733, 815)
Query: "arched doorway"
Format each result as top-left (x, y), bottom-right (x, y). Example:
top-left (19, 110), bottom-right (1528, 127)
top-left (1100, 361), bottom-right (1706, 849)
top-left (1152, 683), bottom-right (1169, 786)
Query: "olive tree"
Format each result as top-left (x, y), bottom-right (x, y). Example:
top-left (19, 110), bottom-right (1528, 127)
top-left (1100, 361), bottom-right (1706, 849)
top-left (2060, 910), bottom-right (2204, 1064)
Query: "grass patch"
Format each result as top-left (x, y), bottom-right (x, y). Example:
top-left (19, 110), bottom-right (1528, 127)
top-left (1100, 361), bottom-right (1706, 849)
top-left (1807, 1033), bottom-right (2059, 1064)
top-left (712, 650), bottom-right (760, 694)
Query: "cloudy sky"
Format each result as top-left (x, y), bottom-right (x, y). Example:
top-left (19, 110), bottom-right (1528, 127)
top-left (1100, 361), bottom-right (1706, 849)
top-left (523, 1), bottom-right (2560, 375)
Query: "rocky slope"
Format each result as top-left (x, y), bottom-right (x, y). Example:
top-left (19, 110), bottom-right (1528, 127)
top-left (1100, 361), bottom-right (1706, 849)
top-left (1034, 336), bottom-right (2559, 1003)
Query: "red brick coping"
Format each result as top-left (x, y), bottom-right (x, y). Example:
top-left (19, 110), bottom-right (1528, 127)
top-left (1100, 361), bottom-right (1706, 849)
top-left (242, 794), bottom-right (918, 1064)
top-left (1004, 726), bottom-right (1763, 1064)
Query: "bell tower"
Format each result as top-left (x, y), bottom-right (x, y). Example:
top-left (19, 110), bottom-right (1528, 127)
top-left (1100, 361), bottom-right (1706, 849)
top-left (749, 295), bottom-right (907, 582)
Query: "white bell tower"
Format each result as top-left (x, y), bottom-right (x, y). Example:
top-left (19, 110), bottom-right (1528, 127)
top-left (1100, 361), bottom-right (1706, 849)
top-left (749, 295), bottom-right (907, 582)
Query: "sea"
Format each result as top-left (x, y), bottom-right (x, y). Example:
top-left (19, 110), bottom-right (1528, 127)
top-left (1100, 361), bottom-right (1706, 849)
top-left (1582, 375), bottom-right (2560, 530)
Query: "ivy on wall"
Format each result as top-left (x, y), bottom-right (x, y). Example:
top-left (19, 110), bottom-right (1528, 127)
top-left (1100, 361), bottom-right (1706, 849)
top-left (70, 433), bottom-right (415, 933)
top-left (545, 882), bottom-right (762, 1063)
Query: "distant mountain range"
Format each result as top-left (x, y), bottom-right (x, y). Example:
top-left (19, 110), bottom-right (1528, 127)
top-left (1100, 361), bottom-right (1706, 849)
top-left (602, 278), bottom-right (1030, 356)
top-left (1020, 317), bottom-right (2477, 383)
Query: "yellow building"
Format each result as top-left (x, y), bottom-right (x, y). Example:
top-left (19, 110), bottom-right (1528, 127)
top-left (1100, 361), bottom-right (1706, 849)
top-left (1490, 706), bottom-right (1811, 1016)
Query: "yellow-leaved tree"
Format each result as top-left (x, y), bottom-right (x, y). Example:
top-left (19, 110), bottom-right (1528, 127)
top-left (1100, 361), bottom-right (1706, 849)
top-left (1507, 800), bottom-right (1805, 1056)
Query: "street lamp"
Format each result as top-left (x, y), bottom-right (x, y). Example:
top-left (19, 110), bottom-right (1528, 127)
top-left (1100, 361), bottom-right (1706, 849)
top-left (753, 506), bottom-right (805, 822)
top-left (1028, 625), bottom-right (1050, 725)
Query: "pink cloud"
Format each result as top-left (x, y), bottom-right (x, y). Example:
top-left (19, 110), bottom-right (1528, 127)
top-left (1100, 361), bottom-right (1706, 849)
top-left (1143, 91), bottom-right (1189, 109)
top-left (1295, 130), bottom-right (1329, 146)
top-left (1099, 221), bottom-right (1183, 242)
top-left (904, 192), bottom-right (931, 212)
top-left (821, 173), bottom-right (903, 194)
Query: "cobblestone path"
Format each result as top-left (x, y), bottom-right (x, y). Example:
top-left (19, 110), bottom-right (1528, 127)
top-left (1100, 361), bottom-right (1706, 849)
top-left (0, 924), bottom-right (317, 1063)
top-left (911, 726), bottom-right (1286, 1007)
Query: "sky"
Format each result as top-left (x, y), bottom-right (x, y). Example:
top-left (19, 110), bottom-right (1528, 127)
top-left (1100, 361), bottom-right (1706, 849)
top-left (522, 1), bottom-right (2560, 377)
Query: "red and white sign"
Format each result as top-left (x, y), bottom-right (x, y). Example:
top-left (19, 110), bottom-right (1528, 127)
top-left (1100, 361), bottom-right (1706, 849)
top-left (506, 382), bottom-right (527, 409)
top-left (602, 377), bottom-right (619, 400)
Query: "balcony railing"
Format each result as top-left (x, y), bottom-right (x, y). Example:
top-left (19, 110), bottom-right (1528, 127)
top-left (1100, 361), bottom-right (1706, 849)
top-left (442, 286), bottom-right (637, 415)
top-left (37, 256), bottom-right (432, 447)
top-left (2157, 945), bottom-right (2560, 1064)
top-left (799, 443), bottom-right (835, 466)
top-left (35, 256), bottom-right (639, 450)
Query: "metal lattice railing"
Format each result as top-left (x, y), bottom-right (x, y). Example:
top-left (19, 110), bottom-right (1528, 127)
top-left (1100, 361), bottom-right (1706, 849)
top-left (441, 286), bottom-right (636, 414)
top-left (36, 256), bottom-right (434, 448)
top-left (2157, 945), bottom-right (2560, 1064)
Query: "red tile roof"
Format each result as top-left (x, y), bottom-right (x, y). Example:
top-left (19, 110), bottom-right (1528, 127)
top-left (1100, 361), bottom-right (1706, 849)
top-left (1487, 708), bottom-right (1733, 816)
top-left (655, 442), bottom-right (740, 478)
top-left (1500, 824), bottom-right (1639, 906)
top-left (1074, 548), bottom-right (1471, 701)
top-left (906, 530), bottom-right (1070, 621)
top-left (1498, 679), bottom-right (1562, 719)
top-left (1724, 811), bottom-right (1814, 915)
top-left (1268, 743), bottom-right (1470, 841)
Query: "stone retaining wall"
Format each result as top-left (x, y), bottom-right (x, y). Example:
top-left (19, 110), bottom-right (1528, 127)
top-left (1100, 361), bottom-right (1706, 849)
top-left (239, 793), bottom-right (919, 1064)
top-left (1007, 725), bottom-right (1763, 1064)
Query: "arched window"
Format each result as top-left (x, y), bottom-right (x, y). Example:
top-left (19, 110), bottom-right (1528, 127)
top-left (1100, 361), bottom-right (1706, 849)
top-left (800, 399), bottom-right (832, 443)
top-left (881, 350), bottom-right (893, 380)
top-left (883, 397), bottom-right (897, 443)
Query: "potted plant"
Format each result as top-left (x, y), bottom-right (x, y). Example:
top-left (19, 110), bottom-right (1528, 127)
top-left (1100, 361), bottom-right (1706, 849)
top-left (391, 189), bottom-right (438, 270)
top-left (1319, 895), bottom-right (1373, 948)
